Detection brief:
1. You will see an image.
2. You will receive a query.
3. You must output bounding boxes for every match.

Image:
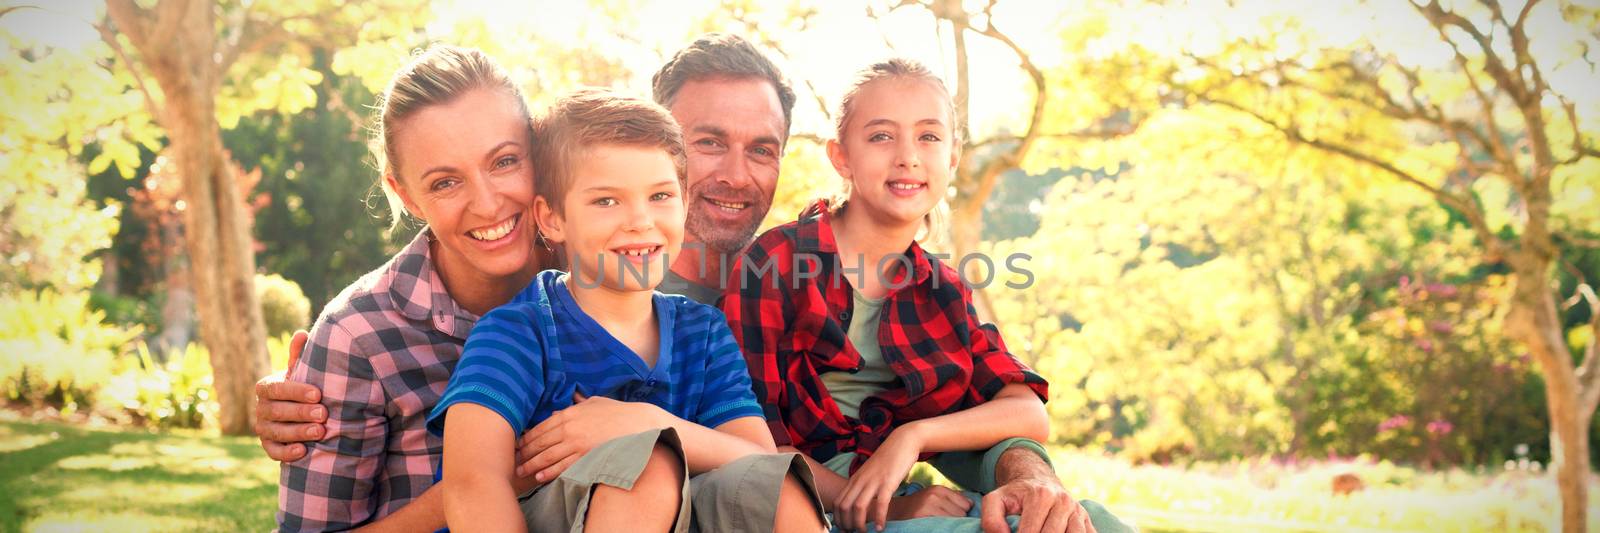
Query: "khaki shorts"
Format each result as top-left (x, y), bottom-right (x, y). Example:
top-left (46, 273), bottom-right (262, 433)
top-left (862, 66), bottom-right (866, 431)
top-left (518, 428), bottom-right (826, 532)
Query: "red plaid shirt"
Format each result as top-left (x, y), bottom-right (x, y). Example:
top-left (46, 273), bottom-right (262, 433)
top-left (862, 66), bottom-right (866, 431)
top-left (278, 230), bottom-right (477, 531)
top-left (722, 201), bottom-right (1048, 473)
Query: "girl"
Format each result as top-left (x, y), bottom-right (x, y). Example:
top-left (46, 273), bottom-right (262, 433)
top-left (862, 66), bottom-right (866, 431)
top-left (722, 58), bottom-right (1052, 532)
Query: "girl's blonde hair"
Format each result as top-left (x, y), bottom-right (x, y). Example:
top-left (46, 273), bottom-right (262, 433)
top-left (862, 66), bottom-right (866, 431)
top-left (829, 58), bottom-right (956, 244)
top-left (370, 45), bottom-right (532, 231)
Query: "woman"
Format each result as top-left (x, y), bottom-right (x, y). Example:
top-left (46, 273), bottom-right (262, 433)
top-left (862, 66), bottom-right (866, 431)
top-left (272, 45), bottom-right (564, 531)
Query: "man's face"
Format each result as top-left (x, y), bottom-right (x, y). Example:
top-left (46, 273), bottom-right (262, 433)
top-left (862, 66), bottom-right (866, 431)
top-left (667, 77), bottom-right (785, 255)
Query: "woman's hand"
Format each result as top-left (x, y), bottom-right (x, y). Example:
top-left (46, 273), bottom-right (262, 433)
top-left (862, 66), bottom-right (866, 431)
top-left (515, 394), bottom-right (668, 483)
top-left (834, 425), bottom-right (925, 532)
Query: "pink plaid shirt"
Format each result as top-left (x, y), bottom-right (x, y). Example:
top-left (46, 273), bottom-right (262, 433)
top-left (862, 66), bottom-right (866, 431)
top-left (278, 230), bottom-right (478, 531)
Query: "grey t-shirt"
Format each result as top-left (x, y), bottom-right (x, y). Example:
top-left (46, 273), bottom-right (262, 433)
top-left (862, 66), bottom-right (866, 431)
top-left (659, 269), bottom-right (722, 306)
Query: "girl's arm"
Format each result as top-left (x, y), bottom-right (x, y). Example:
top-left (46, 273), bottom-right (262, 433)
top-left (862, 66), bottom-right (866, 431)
top-left (835, 383), bottom-right (1048, 531)
top-left (895, 383), bottom-right (1049, 453)
top-left (441, 403), bottom-right (525, 533)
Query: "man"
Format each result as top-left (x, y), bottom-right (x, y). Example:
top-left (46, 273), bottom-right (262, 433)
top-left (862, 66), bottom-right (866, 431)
top-left (256, 33), bottom-right (1119, 533)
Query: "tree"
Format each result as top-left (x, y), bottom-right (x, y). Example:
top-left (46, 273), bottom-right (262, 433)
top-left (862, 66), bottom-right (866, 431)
top-left (98, 0), bottom-right (426, 435)
top-left (1164, 1), bottom-right (1599, 529)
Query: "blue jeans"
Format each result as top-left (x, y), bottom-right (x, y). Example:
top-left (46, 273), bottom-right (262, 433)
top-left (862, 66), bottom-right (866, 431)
top-left (824, 439), bottom-right (1134, 533)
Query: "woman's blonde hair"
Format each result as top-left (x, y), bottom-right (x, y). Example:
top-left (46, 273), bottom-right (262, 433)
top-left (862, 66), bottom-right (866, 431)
top-left (370, 44), bottom-right (531, 230)
top-left (828, 58), bottom-right (956, 243)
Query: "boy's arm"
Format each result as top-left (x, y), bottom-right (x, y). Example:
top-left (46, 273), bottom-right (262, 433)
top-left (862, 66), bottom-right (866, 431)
top-left (654, 413), bottom-right (777, 474)
top-left (780, 445), bottom-right (848, 511)
top-left (345, 487), bottom-right (444, 532)
top-left (518, 400), bottom-right (776, 479)
top-left (442, 403), bottom-right (526, 533)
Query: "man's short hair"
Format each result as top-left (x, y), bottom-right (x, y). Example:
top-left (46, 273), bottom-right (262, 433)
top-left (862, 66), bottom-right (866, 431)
top-left (650, 33), bottom-right (797, 142)
top-left (533, 89), bottom-right (686, 215)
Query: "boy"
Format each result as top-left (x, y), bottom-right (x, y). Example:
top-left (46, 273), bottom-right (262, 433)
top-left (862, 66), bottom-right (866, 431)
top-left (425, 89), bottom-right (826, 533)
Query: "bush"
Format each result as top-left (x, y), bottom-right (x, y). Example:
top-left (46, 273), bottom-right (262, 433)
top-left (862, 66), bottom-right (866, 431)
top-left (102, 341), bottom-right (216, 429)
top-left (256, 273), bottom-right (311, 338)
top-left (0, 288), bottom-right (140, 413)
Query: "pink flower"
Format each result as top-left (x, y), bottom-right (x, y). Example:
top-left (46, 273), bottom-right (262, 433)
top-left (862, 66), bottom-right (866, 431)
top-left (1378, 415), bottom-right (1412, 433)
top-left (1426, 420), bottom-right (1454, 435)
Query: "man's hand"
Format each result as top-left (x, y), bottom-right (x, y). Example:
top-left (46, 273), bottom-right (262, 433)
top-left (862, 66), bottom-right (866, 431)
top-left (835, 425), bottom-right (924, 532)
top-left (887, 485), bottom-right (971, 521)
top-left (515, 394), bottom-right (668, 483)
top-left (253, 330), bottom-right (327, 462)
top-left (979, 474), bottom-right (1094, 533)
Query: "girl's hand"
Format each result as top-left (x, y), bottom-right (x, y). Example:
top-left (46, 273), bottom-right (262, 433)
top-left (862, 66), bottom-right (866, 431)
top-left (888, 485), bottom-right (972, 520)
top-left (835, 426), bottom-right (924, 532)
top-left (515, 393), bottom-right (667, 483)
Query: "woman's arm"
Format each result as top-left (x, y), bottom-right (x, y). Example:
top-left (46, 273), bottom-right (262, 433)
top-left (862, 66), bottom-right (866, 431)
top-left (441, 403), bottom-right (526, 533)
top-left (278, 323), bottom-right (389, 532)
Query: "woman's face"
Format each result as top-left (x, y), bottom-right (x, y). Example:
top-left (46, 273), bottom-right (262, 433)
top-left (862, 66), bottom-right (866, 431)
top-left (386, 87), bottom-right (539, 285)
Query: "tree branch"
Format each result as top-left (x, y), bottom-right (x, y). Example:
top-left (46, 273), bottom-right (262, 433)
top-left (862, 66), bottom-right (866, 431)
top-left (148, 0), bottom-right (188, 56)
top-left (961, 12), bottom-right (1048, 209)
top-left (1203, 95), bottom-right (1504, 261)
top-left (1416, 1), bottom-right (1524, 184)
top-left (1557, 96), bottom-right (1595, 166)
top-left (103, 0), bottom-right (151, 52)
top-left (1564, 261), bottom-right (1600, 419)
top-left (1415, 0), bottom-right (1528, 106)
top-left (970, 124), bottom-right (1138, 151)
top-left (98, 13), bottom-right (165, 122)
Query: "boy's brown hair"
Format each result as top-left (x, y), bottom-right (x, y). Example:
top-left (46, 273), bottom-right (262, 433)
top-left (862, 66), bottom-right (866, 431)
top-left (533, 88), bottom-right (686, 215)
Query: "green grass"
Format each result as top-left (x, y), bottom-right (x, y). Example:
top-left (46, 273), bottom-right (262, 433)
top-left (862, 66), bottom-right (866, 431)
top-left (1049, 450), bottom-right (1579, 532)
top-left (0, 418), bottom-right (1588, 532)
top-left (0, 420), bottom-right (277, 532)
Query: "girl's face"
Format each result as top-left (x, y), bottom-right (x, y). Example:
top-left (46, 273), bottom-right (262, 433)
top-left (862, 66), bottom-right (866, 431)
top-left (386, 87), bottom-right (539, 286)
top-left (828, 77), bottom-right (956, 230)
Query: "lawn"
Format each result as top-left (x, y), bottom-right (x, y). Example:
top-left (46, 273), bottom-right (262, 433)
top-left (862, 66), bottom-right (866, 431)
top-left (0, 419), bottom-right (277, 532)
top-left (0, 416), bottom-right (1584, 532)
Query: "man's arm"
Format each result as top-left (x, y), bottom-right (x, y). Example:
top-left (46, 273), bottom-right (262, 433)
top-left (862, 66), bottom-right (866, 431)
top-left (981, 445), bottom-right (1095, 533)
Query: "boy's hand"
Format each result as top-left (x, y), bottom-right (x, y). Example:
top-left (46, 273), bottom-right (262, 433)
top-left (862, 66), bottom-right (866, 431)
top-left (515, 394), bottom-right (667, 483)
top-left (835, 425), bottom-right (924, 532)
top-left (888, 485), bottom-right (972, 521)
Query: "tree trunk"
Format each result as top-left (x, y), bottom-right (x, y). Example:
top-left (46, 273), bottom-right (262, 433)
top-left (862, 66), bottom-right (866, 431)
top-left (167, 103), bottom-right (269, 435)
top-left (949, 198), bottom-right (999, 326)
top-left (108, 0), bottom-right (269, 435)
top-left (1508, 256), bottom-right (1590, 533)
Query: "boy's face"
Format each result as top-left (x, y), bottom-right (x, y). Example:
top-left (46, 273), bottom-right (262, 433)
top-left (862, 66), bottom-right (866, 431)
top-left (538, 144), bottom-right (685, 293)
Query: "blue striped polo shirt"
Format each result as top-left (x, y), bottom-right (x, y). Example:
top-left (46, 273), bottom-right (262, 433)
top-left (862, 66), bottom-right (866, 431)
top-left (426, 270), bottom-right (763, 439)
